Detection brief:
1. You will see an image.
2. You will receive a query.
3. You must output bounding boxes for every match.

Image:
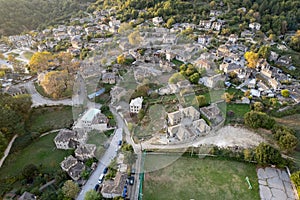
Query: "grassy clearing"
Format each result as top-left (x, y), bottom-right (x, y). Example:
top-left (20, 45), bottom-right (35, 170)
top-left (0, 133), bottom-right (72, 178)
top-left (143, 154), bottom-right (259, 200)
top-left (87, 130), bottom-right (109, 158)
top-left (26, 106), bottom-right (73, 133)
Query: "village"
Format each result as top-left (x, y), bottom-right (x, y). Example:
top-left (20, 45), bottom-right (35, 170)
top-left (0, 4), bottom-right (300, 200)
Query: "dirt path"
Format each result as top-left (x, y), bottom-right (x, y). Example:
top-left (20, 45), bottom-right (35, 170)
top-left (0, 134), bottom-right (18, 168)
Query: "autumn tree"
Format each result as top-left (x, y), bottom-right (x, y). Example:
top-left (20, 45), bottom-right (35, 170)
top-left (253, 101), bottom-right (264, 112)
top-left (222, 92), bottom-right (234, 103)
top-left (128, 30), bottom-right (142, 46)
top-left (166, 17), bottom-right (175, 28)
top-left (281, 89), bottom-right (290, 97)
top-left (62, 180), bottom-right (80, 199)
top-left (55, 52), bottom-right (79, 74)
top-left (118, 22), bottom-right (133, 33)
top-left (244, 51), bottom-right (259, 68)
top-left (29, 51), bottom-right (54, 73)
top-left (40, 70), bottom-right (73, 98)
top-left (258, 45), bottom-right (270, 59)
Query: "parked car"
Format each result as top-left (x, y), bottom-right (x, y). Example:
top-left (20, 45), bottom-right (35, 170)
top-left (94, 184), bottom-right (100, 191)
top-left (118, 140), bottom-right (122, 146)
top-left (98, 173), bottom-right (105, 184)
top-left (103, 167), bottom-right (108, 174)
top-left (128, 176), bottom-right (134, 185)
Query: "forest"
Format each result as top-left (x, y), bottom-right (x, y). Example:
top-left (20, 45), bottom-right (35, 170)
top-left (0, 0), bottom-right (96, 36)
top-left (89, 0), bottom-right (299, 36)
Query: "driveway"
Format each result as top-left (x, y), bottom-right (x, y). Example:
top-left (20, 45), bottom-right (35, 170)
top-left (76, 128), bottom-right (123, 200)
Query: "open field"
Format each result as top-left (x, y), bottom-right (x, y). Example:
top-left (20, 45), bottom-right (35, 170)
top-left (143, 154), bottom-right (260, 200)
top-left (26, 106), bottom-right (73, 133)
top-left (0, 133), bottom-right (72, 178)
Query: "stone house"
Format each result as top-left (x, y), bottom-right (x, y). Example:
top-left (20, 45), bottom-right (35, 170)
top-left (54, 129), bottom-right (86, 150)
top-left (152, 17), bottom-right (164, 26)
top-left (249, 22), bottom-right (261, 31)
top-left (199, 103), bottom-right (223, 124)
top-left (60, 155), bottom-right (85, 181)
top-left (74, 108), bottom-right (108, 132)
top-left (75, 144), bottom-right (96, 161)
top-left (102, 72), bottom-right (116, 84)
top-left (129, 97), bottom-right (143, 113)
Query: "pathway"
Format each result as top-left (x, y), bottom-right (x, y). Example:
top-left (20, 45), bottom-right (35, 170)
top-left (0, 134), bottom-right (18, 168)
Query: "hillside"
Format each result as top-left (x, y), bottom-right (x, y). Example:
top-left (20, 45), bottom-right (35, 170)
top-left (88, 0), bottom-right (299, 35)
top-left (0, 0), bottom-right (95, 36)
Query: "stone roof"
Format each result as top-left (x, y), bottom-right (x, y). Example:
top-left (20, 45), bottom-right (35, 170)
top-left (68, 162), bottom-right (85, 181)
top-left (54, 129), bottom-right (77, 144)
top-left (101, 172), bottom-right (127, 198)
top-left (61, 155), bottom-right (78, 171)
top-left (75, 144), bottom-right (96, 161)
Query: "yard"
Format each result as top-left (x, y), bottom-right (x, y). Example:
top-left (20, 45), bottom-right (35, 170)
top-left (0, 133), bottom-right (72, 178)
top-left (143, 154), bottom-right (260, 200)
top-left (26, 106), bottom-right (73, 133)
top-left (87, 130), bottom-right (110, 158)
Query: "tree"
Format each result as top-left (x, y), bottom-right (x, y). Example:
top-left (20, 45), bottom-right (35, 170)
top-left (118, 22), bottom-right (133, 33)
top-left (84, 190), bottom-right (102, 200)
top-left (128, 31), bottom-right (142, 46)
top-left (29, 51), bottom-right (53, 73)
top-left (166, 17), bottom-right (175, 28)
top-left (222, 92), bottom-right (234, 103)
top-left (62, 180), bottom-right (80, 199)
top-left (244, 51), bottom-right (259, 68)
top-left (189, 73), bottom-right (200, 84)
top-left (196, 95), bottom-right (207, 107)
top-left (290, 30), bottom-right (300, 51)
top-left (137, 109), bottom-right (145, 121)
top-left (255, 143), bottom-right (282, 165)
top-left (22, 164), bottom-right (39, 183)
top-left (117, 54), bottom-right (126, 65)
top-left (0, 132), bottom-right (8, 157)
top-left (278, 133), bottom-right (298, 152)
top-left (281, 89), bottom-right (290, 98)
top-left (291, 171), bottom-right (300, 197)
top-left (253, 102), bottom-right (264, 112)
top-left (258, 45), bottom-right (270, 59)
top-left (244, 111), bottom-right (275, 129)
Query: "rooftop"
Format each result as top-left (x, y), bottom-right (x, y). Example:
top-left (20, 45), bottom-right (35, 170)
top-left (81, 108), bottom-right (101, 122)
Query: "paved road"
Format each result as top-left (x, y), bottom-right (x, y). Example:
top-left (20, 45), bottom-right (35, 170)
top-left (76, 128), bottom-right (123, 200)
top-left (109, 105), bottom-right (142, 200)
top-left (23, 81), bottom-right (74, 107)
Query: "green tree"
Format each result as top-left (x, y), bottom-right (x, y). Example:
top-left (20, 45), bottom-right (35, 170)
top-left (62, 180), bottom-right (80, 199)
top-left (255, 143), bottom-right (282, 165)
top-left (0, 132), bottom-right (8, 157)
top-left (290, 30), bottom-right (300, 51)
top-left (281, 89), bottom-right (290, 98)
top-left (137, 109), bottom-right (145, 121)
top-left (258, 45), bottom-right (270, 59)
top-left (22, 164), bottom-right (39, 182)
top-left (244, 111), bottom-right (275, 129)
top-left (196, 95), bottom-right (207, 107)
top-left (84, 190), bottom-right (102, 200)
top-left (291, 171), bottom-right (300, 197)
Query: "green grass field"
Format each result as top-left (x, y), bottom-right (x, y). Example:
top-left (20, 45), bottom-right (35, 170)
top-left (0, 133), bottom-right (72, 178)
top-left (143, 154), bottom-right (259, 200)
top-left (26, 106), bottom-right (73, 133)
top-left (87, 130), bottom-right (109, 158)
